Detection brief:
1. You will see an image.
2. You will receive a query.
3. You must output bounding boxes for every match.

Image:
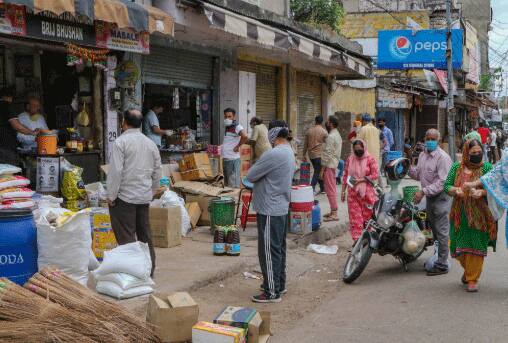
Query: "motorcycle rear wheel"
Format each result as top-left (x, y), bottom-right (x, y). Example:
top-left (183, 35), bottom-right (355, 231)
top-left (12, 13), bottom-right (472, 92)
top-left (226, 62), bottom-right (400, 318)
top-left (343, 231), bottom-right (373, 284)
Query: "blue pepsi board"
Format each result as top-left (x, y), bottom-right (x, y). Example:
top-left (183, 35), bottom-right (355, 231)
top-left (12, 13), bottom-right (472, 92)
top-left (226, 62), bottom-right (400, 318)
top-left (377, 29), bottom-right (463, 69)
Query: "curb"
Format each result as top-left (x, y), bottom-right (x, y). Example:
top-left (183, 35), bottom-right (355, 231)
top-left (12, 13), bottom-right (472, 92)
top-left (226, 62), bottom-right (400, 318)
top-left (288, 222), bottom-right (349, 249)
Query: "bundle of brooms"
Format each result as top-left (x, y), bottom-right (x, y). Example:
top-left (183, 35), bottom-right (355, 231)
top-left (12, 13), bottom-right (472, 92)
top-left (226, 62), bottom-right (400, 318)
top-left (0, 267), bottom-right (161, 343)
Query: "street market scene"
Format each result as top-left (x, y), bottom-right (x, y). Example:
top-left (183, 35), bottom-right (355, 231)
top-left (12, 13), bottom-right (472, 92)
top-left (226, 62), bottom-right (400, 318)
top-left (1, 0), bottom-right (508, 342)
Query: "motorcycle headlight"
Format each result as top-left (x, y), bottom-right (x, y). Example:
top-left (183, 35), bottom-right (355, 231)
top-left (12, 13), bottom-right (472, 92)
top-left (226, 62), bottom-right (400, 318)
top-left (377, 212), bottom-right (395, 229)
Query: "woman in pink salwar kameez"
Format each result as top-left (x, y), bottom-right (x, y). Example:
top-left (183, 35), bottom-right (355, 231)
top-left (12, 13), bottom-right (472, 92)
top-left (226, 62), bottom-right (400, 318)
top-left (341, 140), bottom-right (379, 241)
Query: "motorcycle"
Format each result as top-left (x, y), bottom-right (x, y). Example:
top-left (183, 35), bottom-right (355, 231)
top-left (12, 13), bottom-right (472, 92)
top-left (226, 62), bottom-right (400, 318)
top-left (342, 158), bottom-right (433, 284)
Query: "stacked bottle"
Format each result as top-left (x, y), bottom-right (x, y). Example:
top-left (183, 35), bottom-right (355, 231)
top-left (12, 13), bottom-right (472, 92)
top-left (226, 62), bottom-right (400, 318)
top-left (213, 228), bottom-right (226, 256)
top-left (226, 228), bottom-right (241, 256)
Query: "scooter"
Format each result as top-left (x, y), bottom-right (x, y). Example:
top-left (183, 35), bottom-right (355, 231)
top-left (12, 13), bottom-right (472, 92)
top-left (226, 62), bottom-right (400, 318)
top-left (342, 158), bottom-right (433, 284)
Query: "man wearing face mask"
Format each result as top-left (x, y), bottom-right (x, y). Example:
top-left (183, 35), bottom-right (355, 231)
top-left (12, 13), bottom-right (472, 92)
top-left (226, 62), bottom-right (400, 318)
top-left (221, 108), bottom-right (248, 188)
top-left (409, 128), bottom-right (452, 276)
top-left (17, 96), bottom-right (49, 150)
top-left (107, 109), bottom-right (161, 277)
top-left (320, 115), bottom-right (342, 222)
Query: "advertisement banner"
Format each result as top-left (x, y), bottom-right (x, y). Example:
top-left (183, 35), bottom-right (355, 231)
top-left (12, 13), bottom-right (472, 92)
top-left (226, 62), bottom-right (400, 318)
top-left (96, 21), bottom-right (149, 54)
top-left (377, 29), bottom-right (463, 69)
top-left (0, 4), bottom-right (26, 36)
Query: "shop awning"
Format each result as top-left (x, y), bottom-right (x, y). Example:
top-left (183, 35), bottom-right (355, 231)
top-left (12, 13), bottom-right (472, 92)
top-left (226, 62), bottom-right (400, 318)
top-left (203, 3), bottom-right (371, 78)
top-left (0, 0), bottom-right (174, 35)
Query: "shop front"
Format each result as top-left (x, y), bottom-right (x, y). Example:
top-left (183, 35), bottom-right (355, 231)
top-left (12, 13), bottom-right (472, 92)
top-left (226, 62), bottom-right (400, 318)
top-left (376, 87), bottom-right (412, 151)
top-left (296, 71), bottom-right (322, 152)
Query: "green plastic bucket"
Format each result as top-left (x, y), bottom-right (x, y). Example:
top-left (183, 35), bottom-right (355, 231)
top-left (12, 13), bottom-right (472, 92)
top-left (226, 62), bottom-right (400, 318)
top-left (403, 186), bottom-right (420, 203)
top-left (209, 197), bottom-right (236, 233)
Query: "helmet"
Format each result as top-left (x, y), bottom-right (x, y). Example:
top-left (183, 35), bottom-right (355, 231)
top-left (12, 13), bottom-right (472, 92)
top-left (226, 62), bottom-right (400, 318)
top-left (385, 158), bottom-right (410, 181)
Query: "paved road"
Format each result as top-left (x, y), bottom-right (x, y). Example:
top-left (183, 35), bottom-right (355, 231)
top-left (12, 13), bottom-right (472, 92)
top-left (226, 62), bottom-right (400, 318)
top-left (276, 215), bottom-right (508, 343)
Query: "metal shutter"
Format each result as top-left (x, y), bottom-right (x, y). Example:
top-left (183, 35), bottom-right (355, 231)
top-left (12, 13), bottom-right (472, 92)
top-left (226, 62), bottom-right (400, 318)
top-left (143, 46), bottom-right (214, 88)
top-left (296, 72), bottom-right (322, 147)
top-left (237, 61), bottom-right (278, 124)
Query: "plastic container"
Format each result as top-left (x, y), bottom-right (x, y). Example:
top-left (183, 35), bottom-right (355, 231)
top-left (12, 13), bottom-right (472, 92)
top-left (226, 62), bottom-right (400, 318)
top-left (0, 210), bottom-right (38, 285)
top-left (312, 200), bottom-right (321, 231)
top-left (36, 133), bottom-right (58, 155)
top-left (289, 211), bottom-right (312, 234)
top-left (209, 197), bottom-right (236, 233)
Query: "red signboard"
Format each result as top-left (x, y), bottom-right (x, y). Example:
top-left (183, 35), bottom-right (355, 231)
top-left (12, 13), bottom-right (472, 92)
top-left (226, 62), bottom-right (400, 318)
top-left (0, 4), bottom-right (26, 36)
top-left (96, 21), bottom-right (149, 54)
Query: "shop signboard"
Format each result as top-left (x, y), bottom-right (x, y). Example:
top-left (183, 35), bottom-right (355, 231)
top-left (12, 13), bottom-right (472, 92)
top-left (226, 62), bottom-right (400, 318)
top-left (378, 29), bottom-right (463, 69)
top-left (36, 157), bottom-right (60, 193)
top-left (96, 21), bottom-right (149, 54)
top-left (26, 13), bottom-right (96, 46)
top-left (0, 4), bottom-right (26, 36)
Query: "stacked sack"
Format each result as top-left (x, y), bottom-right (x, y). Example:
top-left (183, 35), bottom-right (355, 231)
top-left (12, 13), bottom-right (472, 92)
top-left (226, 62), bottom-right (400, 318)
top-left (0, 164), bottom-right (35, 210)
top-left (93, 242), bottom-right (155, 300)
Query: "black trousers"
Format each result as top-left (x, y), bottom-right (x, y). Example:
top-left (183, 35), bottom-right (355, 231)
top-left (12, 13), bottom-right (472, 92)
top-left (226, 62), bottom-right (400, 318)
top-left (257, 213), bottom-right (287, 298)
top-left (310, 157), bottom-right (325, 192)
top-left (109, 198), bottom-right (156, 276)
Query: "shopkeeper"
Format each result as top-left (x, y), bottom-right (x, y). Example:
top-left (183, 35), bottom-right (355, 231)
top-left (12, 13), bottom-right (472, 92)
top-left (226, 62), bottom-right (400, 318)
top-left (17, 96), bottom-right (49, 150)
top-left (0, 87), bottom-right (39, 165)
top-left (143, 100), bottom-right (174, 147)
top-left (222, 108), bottom-right (248, 188)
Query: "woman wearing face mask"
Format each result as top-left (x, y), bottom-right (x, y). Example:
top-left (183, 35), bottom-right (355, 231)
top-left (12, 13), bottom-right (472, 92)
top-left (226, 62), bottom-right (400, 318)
top-left (444, 139), bottom-right (496, 292)
top-left (341, 140), bottom-right (379, 242)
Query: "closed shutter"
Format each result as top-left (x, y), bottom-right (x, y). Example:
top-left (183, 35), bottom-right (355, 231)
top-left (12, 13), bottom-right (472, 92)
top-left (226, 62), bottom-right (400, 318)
top-left (296, 72), bottom-right (322, 148)
top-left (237, 61), bottom-right (278, 124)
top-left (143, 46), bottom-right (214, 87)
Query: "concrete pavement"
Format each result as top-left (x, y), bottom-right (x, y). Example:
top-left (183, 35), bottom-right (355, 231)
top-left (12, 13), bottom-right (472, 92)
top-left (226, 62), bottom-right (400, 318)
top-left (276, 215), bottom-right (508, 343)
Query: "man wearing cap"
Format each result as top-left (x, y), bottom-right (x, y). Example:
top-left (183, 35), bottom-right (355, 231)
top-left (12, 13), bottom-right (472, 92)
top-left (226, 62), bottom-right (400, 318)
top-left (246, 120), bottom-right (295, 303)
top-left (358, 113), bottom-right (381, 167)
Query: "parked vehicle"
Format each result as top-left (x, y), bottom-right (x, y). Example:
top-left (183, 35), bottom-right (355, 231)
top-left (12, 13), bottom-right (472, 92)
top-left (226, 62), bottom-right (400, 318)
top-left (342, 158), bottom-right (433, 284)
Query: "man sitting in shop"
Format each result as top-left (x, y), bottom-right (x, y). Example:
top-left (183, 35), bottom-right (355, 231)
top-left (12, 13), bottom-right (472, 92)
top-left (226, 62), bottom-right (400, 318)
top-left (221, 108), bottom-right (248, 188)
top-left (143, 100), bottom-right (173, 147)
top-left (17, 96), bottom-right (49, 151)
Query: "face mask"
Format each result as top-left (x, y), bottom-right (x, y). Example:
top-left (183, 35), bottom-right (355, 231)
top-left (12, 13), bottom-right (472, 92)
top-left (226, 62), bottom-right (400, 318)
top-left (469, 154), bottom-right (482, 164)
top-left (425, 140), bottom-right (438, 152)
top-left (354, 149), bottom-right (364, 157)
top-left (224, 119), bottom-right (233, 126)
top-left (379, 124), bottom-right (384, 129)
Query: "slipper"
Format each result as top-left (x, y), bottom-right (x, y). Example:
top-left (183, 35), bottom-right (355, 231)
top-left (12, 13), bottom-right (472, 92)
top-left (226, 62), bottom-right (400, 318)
top-left (323, 213), bottom-right (333, 218)
top-left (323, 216), bottom-right (339, 222)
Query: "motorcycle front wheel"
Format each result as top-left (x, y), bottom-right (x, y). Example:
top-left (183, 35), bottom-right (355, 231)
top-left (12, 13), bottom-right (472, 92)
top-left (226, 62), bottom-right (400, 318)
top-left (342, 231), bottom-right (373, 284)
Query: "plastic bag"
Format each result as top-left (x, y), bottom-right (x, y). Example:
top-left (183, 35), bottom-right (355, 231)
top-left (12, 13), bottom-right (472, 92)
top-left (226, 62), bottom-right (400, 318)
top-left (159, 191), bottom-right (191, 236)
top-left (93, 242), bottom-right (152, 280)
top-left (0, 164), bottom-right (21, 176)
top-left (0, 199), bottom-right (35, 210)
top-left (0, 187), bottom-right (35, 200)
top-left (85, 182), bottom-right (107, 207)
top-left (307, 244), bottom-right (338, 255)
top-left (0, 175), bottom-right (30, 189)
top-left (96, 281), bottom-right (153, 299)
top-left (36, 209), bottom-right (92, 285)
top-left (424, 241), bottom-right (451, 271)
top-left (61, 166), bottom-right (86, 201)
top-left (401, 220), bottom-right (426, 255)
top-left (94, 273), bottom-right (154, 290)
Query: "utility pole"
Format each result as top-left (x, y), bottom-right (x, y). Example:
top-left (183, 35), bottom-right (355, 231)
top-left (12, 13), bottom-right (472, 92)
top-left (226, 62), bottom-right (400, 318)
top-left (446, 0), bottom-right (456, 161)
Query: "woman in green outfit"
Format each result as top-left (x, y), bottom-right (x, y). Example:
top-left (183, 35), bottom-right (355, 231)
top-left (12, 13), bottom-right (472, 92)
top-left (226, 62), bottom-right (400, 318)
top-left (444, 139), bottom-right (497, 292)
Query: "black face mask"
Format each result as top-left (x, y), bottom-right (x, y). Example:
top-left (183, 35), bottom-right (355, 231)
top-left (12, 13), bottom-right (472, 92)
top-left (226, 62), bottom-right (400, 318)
top-left (469, 154), bottom-right (482, 164)
top-left (354, 149), bottom-right (365, 157)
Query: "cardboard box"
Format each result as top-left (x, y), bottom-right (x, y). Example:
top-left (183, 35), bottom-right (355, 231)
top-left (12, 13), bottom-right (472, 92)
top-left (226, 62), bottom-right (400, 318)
top-left (214, 307), bottom-right (271, 343)
top-left (240, 144), bottom-right (252, 161)
top-left (183, 152), bottom-right (210, 170)
top-left (181, 167), bottom-right (213, 181)
top-left (147, 292), bottom-right (199, 343)
top-left (185, 194), bottom-right (217, 226)
top-left (149, 203), bottom-right (182, 248)
top-left (192, 322), bottom-right (245, 343)
top-left (90, 208), bottom-right (117, 261)
top-left (185, 202), bottom-right (201, 229)
top-left (240, 160), bottom-right (251, 178)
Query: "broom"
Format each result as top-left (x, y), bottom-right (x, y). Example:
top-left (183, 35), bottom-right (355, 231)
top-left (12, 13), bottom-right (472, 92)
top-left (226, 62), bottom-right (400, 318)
top-left (0, 278), bottom-right (127, 343)
top-left (25, 267), bottom-right (161, 343)
top-left (0, 322), bottom-right (99, 343)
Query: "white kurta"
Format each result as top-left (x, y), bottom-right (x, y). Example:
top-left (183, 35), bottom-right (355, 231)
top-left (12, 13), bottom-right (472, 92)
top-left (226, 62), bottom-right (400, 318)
top-left (17, 112), bottom-right (48, 149)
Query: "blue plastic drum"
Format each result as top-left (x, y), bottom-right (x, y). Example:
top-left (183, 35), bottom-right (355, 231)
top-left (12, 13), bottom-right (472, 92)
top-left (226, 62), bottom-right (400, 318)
top-left (0, 210), bottom-right (38, 285)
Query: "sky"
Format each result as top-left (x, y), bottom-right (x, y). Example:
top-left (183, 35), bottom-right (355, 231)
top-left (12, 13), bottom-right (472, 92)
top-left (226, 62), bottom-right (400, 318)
top-left (490, 0), bottom-right (508, 69)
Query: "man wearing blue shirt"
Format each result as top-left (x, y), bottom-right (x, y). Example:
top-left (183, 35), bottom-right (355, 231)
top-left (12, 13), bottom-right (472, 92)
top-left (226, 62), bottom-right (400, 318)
top-left (378, 117), bottom-right (394, 174)
top-left (143, 100), bottom-right (173, 147)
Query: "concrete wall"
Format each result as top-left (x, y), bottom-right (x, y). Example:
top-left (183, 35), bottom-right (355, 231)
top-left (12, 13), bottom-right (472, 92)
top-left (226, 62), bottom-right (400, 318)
top-left (240, 0), bottom-right (289, 17)
top-left (460, 0), bottom-right (491, 76)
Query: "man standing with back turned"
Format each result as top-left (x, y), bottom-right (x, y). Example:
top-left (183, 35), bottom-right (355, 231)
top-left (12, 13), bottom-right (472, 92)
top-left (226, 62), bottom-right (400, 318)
top-left (303, 115), bottom-right (328, 195)
top-left (247, 120), bottom-right (295, 303)
top-left (107, 109), bottom-right (161, 277)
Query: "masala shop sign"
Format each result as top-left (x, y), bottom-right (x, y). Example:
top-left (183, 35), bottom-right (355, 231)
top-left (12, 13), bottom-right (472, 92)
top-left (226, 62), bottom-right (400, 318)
top-left (96, 22), bottom-right (149, 54)
top-left (26, 13), bottom-right (96, 46)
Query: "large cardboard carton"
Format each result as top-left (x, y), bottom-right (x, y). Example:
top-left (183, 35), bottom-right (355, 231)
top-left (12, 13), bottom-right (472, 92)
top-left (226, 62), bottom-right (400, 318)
top-left (185, 202), bottom-right (201, 229)
top-left (185, 194), bottom-right (216, 226)
top-left (147, 292), bottom-right (199, 343)
top-left (240, 144), bottom-right (252, 161)
top-left (192, 322), bottom-right (245, 343)
top-left (240, 160), bottom-right (251, 178)
top-left (181, 167), bottom-right (213, 181)
top-left (183, 152), bottom-right (210, 170)
top-left (214, 307), bottom-right (271, 343)
top-left (149, 203), bottom-right (182, 248)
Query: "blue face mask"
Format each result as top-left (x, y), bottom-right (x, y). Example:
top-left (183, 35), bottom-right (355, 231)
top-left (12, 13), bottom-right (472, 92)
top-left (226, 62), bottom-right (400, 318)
top-left (425, 140), bottom-right (438, 152)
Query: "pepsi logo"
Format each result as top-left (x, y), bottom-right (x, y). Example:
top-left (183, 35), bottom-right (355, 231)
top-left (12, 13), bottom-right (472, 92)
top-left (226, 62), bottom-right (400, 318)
top-left (389, 36), bottom-right (412, 59)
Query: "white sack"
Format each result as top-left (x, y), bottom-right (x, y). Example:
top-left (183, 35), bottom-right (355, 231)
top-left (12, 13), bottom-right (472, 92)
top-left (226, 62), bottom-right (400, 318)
top-left (93, 242), bottom-right (152, 280)
top-left (36, 210), bottom-right (92, 285)
top-left (158, 190), bottom-right (191, 236)
top-left (96, 281), bottom-right (153, 299)
top-left (88, 249), bottom-right (100, 271)
top-left (94, 272), bottom-right (154, 290)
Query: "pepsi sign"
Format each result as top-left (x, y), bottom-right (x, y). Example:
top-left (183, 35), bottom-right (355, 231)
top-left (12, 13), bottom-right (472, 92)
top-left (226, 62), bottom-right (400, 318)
top-left (377, 29), bottom-right (463, 69)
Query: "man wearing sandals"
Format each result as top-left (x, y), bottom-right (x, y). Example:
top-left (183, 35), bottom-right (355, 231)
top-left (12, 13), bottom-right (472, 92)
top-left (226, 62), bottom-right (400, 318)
top-left (320, 115), bottom-right (342, 222)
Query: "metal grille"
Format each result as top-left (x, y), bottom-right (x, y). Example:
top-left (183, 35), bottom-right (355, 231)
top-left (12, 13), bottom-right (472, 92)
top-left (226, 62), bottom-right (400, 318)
top-left (296, 72), bottom-right (322, 151)
top-left (237, 61), bottom-right (278, 124)
top-left (143, 46), bottom-right (214, 88)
